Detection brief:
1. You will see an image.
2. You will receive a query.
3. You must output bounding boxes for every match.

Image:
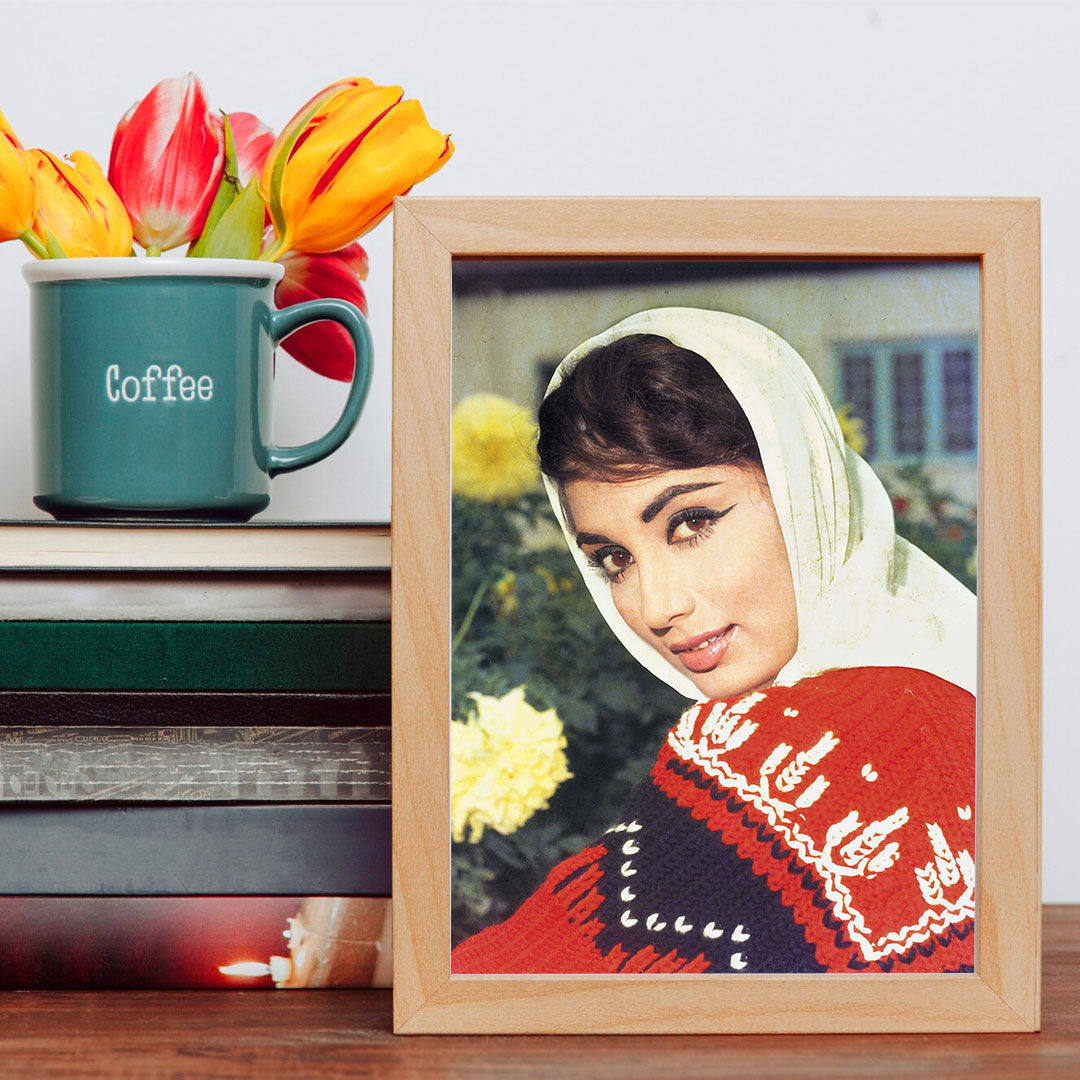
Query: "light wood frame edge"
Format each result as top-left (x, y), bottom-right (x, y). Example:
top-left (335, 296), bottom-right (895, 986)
top-left (391, 197), bottom-right (1041, 1034)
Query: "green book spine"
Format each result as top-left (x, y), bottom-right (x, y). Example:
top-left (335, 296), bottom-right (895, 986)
top-left (0, 622), bottom-right (390, 691)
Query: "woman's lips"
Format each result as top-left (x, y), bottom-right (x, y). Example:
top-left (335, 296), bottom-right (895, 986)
top-left (669, 625), bottom-right (736, 673)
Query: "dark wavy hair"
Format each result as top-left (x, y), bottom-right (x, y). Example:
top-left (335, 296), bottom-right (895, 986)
top-left (536, 333), bottom-right (762, 485)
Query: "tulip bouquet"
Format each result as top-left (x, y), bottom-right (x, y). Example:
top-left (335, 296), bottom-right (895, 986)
top-left (1, 74), bottom-right (452, 379)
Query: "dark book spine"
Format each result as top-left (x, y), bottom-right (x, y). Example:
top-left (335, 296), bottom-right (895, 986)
top-left (0, 803), bottom-right (390, 895)
top-left (0, 622), bottom-right (390, 691)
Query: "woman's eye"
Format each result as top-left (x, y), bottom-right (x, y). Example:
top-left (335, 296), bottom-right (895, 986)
top-left (666, 504), bottom-right (733, 544)
top-left (670, 515), bottom-right (713, 542)
top-left (599, 549), bottom-right (633, 578)
top-left (586, 546), bottom-right (634, 582)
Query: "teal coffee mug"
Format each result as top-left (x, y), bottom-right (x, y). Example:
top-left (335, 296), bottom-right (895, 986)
top-left (23, 258), bottom-right (372, 521)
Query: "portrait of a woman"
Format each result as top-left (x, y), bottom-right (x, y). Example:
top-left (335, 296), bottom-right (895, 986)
top-left (451, 306), bottom-right (977, 976)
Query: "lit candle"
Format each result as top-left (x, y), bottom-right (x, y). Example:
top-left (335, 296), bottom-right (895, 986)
top-left (218, 956), bottom-right (293, 983)
top-left (218, 961), bottom-right (271, 978)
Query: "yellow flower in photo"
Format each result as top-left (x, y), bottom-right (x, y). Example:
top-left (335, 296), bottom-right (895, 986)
top-left (536, 565), bottom-right (559, 595)
top-left (835, 403), bottom-right (868, 456)
top-left (452, 393), bottom-right (539, 503)
top-left (492, 570), bottom-right (518, 616)
top-left (535, 565), bottom-right (576, 596)
top-left (451, 686), bottom-right (572, 844)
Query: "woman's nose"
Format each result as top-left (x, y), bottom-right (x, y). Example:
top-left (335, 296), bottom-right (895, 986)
top-left (637, 559), bottom-right (694, 633)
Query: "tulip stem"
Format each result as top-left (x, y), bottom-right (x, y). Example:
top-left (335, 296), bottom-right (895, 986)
top-left (19, 231), bottom-right (48, 259)
top-left (146, 245), bottom-right (162, 257)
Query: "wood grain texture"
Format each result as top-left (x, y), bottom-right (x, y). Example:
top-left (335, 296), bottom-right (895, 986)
top-left (977, 202), bottom-right (1043, 1028)
top-left (391, 198), bottom-right (1042, 1033)
top-left (392, 201), bottom-right (454, 1029)
top-left (0, 522), bottom-right (390, 571)
top-left (0, 725), bottom-right (390, 802)
top-left (402, 197), bottom-right (1035, 256)
top-left (0, 905), bottom-right (1072, 1079)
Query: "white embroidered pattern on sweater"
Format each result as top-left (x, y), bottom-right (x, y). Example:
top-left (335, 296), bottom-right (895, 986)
top-left (666, 697), bottom-right (974, 963)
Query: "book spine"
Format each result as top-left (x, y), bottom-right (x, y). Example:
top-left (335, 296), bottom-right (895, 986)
top-left (0, 895), bottom-right (392, 990)
top-left (0, 522), bottom-right (391, 571)
top-left (0, 804), bottom-right (390, 894)
top-left (0, 725), bottom-right (390, 802)
top-left (0, 570), bottom-right (390, 622)
top-left (0, 690), bottom-right (389, 726)
top-left (0, 621), bottom-right (390, 691)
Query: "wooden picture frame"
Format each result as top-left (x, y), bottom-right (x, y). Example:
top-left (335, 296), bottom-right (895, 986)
top-left (391, 198), bottom-right (1041, 1034)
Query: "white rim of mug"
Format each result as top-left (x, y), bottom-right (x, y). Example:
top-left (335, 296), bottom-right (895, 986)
top-left (22, 258), bottom-right (285, 284)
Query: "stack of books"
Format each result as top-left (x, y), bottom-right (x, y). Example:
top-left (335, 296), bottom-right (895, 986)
top-left (0, 520), bottom-right (392, 989)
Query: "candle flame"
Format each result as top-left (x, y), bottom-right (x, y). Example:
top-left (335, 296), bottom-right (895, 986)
top-left (219, 961), bottom-right (272, 977)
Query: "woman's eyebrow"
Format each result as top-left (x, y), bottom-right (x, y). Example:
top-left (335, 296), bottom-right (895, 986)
top-left (641, 482), bottom-right (720, 523)
top-left (575, 531), bottom-right (613, 547)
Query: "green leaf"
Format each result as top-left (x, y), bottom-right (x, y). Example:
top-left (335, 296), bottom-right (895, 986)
top-left (199, 179), bottom-right (266, 260)
top-left (188, 112), bottom-right (240, 258)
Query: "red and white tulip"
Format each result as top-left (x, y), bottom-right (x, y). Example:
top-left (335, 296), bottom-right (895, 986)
top-left (108, 73), bottom-right (224, 253)
top-left (226, 111), bottom-right (275, 186)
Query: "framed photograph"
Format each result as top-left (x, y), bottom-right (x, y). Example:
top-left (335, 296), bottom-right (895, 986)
top-left (392, 198), bottom-right (1040, 1034)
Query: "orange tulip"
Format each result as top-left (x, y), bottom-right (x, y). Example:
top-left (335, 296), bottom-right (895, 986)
top-left (0, 107), bottom-right (37, 245)
top-left (259, 77), bottom-right (452, 258)
top-left (29, 149), bottom-right (133, 257)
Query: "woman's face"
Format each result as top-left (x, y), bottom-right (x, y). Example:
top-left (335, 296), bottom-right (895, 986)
top-left (565, 464), bottom-right (798, 700)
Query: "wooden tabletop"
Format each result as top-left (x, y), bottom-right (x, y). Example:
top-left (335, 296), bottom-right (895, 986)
top-left (1, 905), bottom-right (1075, 1079)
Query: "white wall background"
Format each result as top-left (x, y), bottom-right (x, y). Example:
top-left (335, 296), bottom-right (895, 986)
top-left (0, 0), bottom-right (1074, 900)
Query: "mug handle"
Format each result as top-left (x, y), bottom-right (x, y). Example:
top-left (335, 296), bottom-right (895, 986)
top-left (266, 298), bottom-right (373, 477)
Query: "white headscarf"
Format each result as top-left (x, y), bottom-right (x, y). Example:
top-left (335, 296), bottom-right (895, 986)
top-left (542, 308), bottom-right (977, 700)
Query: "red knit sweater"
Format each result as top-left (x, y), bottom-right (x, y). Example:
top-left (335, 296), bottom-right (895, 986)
top-left (452, 666), bottom-right (975, 975)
